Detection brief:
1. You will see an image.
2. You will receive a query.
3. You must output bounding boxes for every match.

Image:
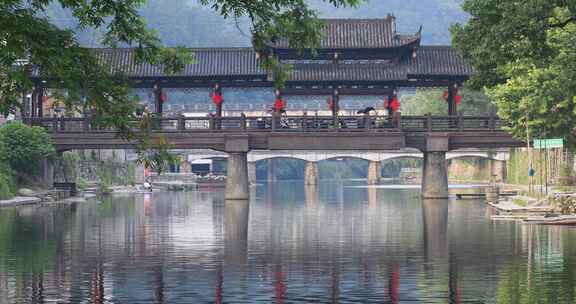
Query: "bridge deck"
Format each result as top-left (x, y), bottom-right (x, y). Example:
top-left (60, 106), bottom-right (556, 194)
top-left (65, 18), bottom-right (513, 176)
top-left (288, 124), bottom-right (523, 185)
top-left (29, 115), bottom-right (524, 151)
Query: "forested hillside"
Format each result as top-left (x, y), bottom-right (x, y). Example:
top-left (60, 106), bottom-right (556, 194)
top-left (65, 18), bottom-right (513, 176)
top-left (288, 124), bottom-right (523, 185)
top-left (46, 0), bottom-right (467, 47)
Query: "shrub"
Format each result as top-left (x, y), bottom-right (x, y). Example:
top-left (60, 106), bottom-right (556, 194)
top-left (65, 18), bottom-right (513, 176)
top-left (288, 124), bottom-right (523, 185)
top-left (548, 195), bottom-right (576, 215)
top-left (0, 163), bottom-right (16, 200)
top-left (0, 122), bottom-right (55, 177)
top-left (61, 151), bottom-right (80, 182)
top-left (558, 164), bottom-right (575, 186)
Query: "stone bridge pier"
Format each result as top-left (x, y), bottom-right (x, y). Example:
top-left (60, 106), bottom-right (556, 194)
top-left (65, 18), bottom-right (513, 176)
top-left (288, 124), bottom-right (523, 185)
top-left (367, 161), bottom-right (382, 185)
top-left (421, 134), bottom-right (449, 199)
top-left (304, 161), bottom-right (319, 186)
top-left (490, 160), bottom-right (507, 182)
top-left (225, 136), bottom-right (250, 200)
top-left (248, 162), bottom-right (257, 186)
top-left (40, 157), bottom-right (55, 189)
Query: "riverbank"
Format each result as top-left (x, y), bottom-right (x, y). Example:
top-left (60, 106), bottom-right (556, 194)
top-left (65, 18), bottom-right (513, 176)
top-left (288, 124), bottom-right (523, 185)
top-left (0, 185), bottom-right (147, 208)
top-left (0, 188), bottom-right (72, 208)
top-left (488, 183), bottom-right (576, 225)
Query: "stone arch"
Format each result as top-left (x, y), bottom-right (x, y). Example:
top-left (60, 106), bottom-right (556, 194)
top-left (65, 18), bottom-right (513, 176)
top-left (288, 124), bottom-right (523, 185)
top-left (379, 154), bottom-right (423, 162)
top-left (256, 156), bottom-right (308, 182)
top-left (380, 155), bottom-right (423, 179)
top-left (187, 155), bottom-right (228, 163)
top-left (319, 155), bottom-right (372, 163)
top-left (447, 153), bottom-right (495, 161)
top-left (249, 154), bottom-right (312, 163)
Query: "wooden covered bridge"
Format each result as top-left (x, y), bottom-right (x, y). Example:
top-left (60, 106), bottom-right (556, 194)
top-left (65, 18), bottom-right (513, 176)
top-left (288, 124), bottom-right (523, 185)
top-left (25, 16), bottom-right (523, 199)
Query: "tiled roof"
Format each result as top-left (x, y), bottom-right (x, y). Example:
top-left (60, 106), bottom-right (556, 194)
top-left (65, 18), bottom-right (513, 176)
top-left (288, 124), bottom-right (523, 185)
top-left (408, 46), bottom-right (474, 77)
top-left (285, 46), bottom-right (473, 82)
top-left (267, 17), bottom-right (421, 49)
top-left (94, 48), bottom-right (266, 78)
top-left (31, 46), bottom-right (472, 83)
top-left (288, 61), bottom-right (407, 82)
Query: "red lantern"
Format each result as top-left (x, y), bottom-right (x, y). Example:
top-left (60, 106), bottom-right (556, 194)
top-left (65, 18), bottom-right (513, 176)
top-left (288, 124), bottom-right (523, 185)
top-left (455, 94), bottom-right (462, 105)
top-left (160, 92), bottom-right (167, 103)
top-left (327, 97), bottom-right (334, 111)
top-left (444, 89), bottom-right (462, 105)
top-left (211, 93), bottom-right (223, 107)
top-left (390, 96), bottom-right (400, 112)
top-left (274, 98), bottom-right (285, 112)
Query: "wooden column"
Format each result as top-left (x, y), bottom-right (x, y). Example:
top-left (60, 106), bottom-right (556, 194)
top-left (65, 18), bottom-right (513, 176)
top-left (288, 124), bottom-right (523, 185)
top-left (30, 86), bottom-right (44, 118)
top-left (30, 89), bottom-right (37, 119)
top-left (22, 91), bottom-right (30, 121)
top-left (332, 88), bottom-right (340, 118)
top-left (35, 87), bottom-right (45, 118)
top-left (332, 88), bottom-right (340, 128)
top-left (447, 84), bottom-right (457, 116)
top-left (153, 83), bottom-right (163, 115)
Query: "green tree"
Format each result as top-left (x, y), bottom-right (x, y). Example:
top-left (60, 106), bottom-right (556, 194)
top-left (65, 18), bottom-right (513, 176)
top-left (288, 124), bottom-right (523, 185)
top-left (0, 122), bottom-right (55, 178)
top-left (452, 1), bottom-right (576, 146)
top-left (1, 0), bottom-right (360, 167)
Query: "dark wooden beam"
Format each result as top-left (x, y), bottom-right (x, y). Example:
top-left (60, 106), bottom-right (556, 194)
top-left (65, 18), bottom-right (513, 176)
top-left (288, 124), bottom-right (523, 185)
top-left (31, 76), bottom-right (469, 90)
top-left (283, 87), bottom-right (395, 96)
top-left (270, 44), bottom-right (419, 61)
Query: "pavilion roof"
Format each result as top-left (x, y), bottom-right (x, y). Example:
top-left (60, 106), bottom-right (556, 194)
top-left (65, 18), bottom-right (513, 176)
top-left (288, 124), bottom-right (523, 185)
top-left (285, 46), bottom-right (473, 83)
top-left (265, 16), bottom-right (421, 50)
top-left (31, 46), bottom-right (472, 87)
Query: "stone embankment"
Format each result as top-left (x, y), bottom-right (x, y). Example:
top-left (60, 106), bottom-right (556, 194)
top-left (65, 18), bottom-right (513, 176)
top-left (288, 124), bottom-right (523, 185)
top-left (0, 188), bottom-right (72, 208)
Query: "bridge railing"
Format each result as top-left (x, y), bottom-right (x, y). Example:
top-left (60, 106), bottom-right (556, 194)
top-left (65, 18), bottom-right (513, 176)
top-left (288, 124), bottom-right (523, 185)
top-left (400, 114), bottom-right (500, 132)
top-left (30, 114), bottom-right (504, 133)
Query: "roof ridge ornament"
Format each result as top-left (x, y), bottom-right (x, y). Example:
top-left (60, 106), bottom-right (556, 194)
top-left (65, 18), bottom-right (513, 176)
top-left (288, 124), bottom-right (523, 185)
top-left (387, 14), bottom-right (396, 33)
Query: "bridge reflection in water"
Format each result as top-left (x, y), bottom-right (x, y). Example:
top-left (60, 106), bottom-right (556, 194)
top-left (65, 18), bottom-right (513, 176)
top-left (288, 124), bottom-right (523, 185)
top-left (0, 184), bottom-right (575, 303)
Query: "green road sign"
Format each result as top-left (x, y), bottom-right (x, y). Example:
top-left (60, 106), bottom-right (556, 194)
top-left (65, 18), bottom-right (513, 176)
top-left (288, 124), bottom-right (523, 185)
top-left (533, 138), bottom-right (563, 149)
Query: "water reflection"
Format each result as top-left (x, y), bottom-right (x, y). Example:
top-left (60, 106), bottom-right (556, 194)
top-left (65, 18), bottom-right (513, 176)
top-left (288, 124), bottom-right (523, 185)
top-left (224, 200), bottom-right (249, 266)
top-left (422, 199), bottom-right (449, 261)
top-left (0, 182), bottom-right (575, 303)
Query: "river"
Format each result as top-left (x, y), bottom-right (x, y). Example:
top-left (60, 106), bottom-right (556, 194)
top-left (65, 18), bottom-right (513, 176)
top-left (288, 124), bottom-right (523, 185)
top-left (0, 181), bottom-right (575, 303)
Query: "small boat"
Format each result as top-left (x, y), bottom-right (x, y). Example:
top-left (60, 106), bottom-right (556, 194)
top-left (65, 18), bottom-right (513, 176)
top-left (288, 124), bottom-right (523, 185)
top-left (523, 215), bottom-right (576, 225)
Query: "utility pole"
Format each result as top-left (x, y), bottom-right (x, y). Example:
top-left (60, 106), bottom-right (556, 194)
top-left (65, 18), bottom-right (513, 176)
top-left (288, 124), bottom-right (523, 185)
top-left (526, 112), bottom-right (534, 194)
